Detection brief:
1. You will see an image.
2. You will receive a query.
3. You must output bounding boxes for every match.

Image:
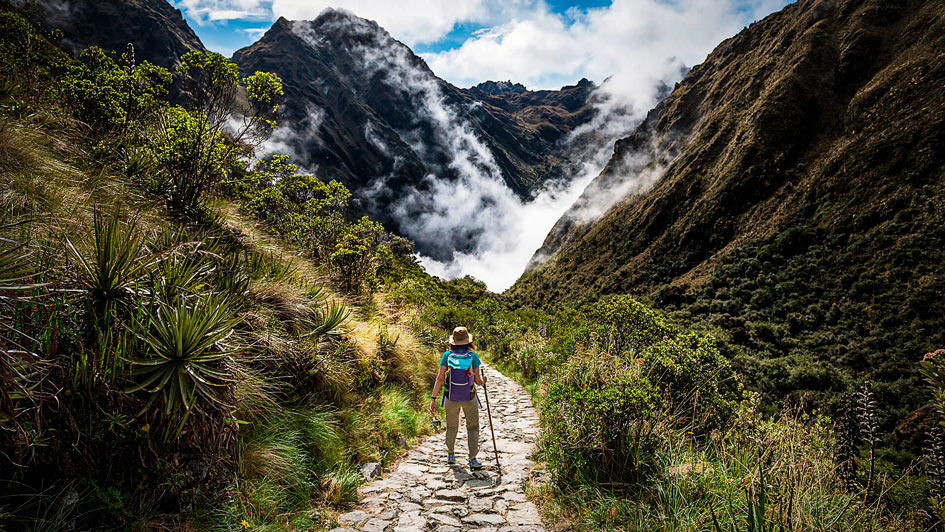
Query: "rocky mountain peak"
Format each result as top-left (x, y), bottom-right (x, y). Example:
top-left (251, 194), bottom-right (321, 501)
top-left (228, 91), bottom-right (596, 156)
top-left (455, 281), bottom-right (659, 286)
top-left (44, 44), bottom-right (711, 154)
top-left (473, 80), bottom-right (528, 95)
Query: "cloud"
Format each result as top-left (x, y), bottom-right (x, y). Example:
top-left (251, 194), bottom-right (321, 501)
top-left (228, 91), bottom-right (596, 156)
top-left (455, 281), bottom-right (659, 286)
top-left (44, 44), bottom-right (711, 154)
top-left (179, 0), bottom-right (545, 44)
top-left (241, 27), bottom-right (271, 39)
top-left (175, 0), bottom-right (269, 24)
top-left (423, 0), bottom-right (790, 91)
top-left (181, 0), bottom-right (792, 290)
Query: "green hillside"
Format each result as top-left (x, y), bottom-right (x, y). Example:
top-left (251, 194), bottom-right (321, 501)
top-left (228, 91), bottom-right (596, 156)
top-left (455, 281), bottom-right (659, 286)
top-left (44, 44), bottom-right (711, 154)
top-left (0, 7), bottom-right (450, 529)
top-left (510, 0), bottom-right (945, 428)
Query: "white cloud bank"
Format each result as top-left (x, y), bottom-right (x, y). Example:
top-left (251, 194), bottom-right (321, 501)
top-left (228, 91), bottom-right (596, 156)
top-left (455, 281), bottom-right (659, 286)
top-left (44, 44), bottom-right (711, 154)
top-left (178, 0), bottom-right (790, 291)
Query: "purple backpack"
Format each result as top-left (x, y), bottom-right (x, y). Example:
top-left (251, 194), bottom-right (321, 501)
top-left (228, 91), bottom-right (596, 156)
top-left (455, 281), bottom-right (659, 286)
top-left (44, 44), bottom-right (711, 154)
top-left (445, 351), bottom-right (475, 403)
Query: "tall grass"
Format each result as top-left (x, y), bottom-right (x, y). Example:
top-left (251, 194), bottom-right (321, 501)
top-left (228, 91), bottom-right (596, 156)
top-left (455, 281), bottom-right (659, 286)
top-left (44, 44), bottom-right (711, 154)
top-left (379, 385), bottom-right (424, 439)
top-left (534, 398), bottom-right (924, 531)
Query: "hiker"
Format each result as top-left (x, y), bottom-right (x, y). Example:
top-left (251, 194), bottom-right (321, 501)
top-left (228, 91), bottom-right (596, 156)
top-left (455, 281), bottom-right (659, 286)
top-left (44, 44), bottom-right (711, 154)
top-left (429, 326), bottom-right (487, 470)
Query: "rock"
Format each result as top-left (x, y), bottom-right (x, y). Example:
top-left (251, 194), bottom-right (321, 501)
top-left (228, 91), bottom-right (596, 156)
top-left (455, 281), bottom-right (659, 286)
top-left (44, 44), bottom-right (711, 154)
top-left (337, 510), bottom-right (369, 525)
top-left (502, 492), bottom-right (527, 503)
top-left (468, 496), bottom-right (493, 512)
top-left (362, 518), bottom-right (393, 532)
top-left (494, 499), bottom-right (509, 514)
top-left (434, 489), bottom-right (467, 502)
top-left (463, 513), bottom-right (508, 526)
top-left (328, 529), bottom-right (359, 532)
top-left (399, 502), bottom-right (422, 512)
top-left (507, 503), bottom-right (542, 525)
top-left (361, 462), bottom-right (383, 480)
top-left (394, 510), bottom-right (426, 531)
top-left (465, 478), bottom-right (495, 488)
top-left (429, 513), bottom-right (463, 527)
top-left (398, 462), bottom-right (428, 476)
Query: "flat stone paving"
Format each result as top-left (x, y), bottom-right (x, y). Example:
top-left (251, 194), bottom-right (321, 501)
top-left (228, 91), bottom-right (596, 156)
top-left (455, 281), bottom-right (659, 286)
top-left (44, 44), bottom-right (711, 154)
top-left (332, 364), bottom-right (545, 532)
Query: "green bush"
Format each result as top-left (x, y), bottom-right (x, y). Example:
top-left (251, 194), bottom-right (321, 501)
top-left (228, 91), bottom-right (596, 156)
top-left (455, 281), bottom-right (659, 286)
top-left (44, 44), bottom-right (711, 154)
top-left (539, 296), bottom-right (740, 488)
top-left (59, 45), bottom-right (170, 138)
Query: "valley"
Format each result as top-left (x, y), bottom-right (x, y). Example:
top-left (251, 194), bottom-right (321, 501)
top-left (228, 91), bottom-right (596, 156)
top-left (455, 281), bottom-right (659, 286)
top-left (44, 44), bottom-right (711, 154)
top-left (1, 0), bottom-right (943, 530)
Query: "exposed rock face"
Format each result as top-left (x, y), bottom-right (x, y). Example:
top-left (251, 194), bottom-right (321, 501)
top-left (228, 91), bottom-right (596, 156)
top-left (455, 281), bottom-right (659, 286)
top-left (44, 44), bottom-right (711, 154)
top-left (471, 80), bottom-right (528, 95)
top-left (33, 0), bottom-right (205, 69)
top-left (511, 0), bottom-right (945, 421)
top-left (232, 10), bottom-right (595, 259)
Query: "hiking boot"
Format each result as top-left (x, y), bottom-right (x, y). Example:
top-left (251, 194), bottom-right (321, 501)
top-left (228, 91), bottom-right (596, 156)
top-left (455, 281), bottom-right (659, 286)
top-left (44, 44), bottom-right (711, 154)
top-left (469, 458), bottom-right (483, 471)
top-left (447, 453), bottom-right (456, 464)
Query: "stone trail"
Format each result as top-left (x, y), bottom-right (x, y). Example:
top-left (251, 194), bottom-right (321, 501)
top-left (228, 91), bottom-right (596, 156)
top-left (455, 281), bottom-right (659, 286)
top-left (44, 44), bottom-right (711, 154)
top-left (332, 364), bottom-right (545, 532)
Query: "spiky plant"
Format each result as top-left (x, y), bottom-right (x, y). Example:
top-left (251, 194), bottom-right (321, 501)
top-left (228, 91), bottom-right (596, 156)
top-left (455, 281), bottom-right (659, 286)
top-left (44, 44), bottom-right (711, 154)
top-left (66, 208), bottom-right (149, 315)
top-left (299, 301), bottom-right (350, 341)
top-left (214, 251), bottom-right (250, 300)
top-left (124, 147), bottom-right (155, 180)
top-left (148, 250), bottom-right (213, 305)
top-left (127, 294), bottom-right (239, 426)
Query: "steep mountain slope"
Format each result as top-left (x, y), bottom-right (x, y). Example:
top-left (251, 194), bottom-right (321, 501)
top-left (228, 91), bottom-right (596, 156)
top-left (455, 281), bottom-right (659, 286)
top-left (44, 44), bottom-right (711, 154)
top-left (511, 0), bottom-right (945, 422)
top-left (232, 10), bottom-right (595, 259)
top-left (33, 0), bottom-right (205, 68)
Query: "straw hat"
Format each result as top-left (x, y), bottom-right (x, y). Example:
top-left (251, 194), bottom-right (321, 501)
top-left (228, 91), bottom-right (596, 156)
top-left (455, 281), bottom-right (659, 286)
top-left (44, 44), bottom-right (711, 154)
top-left (448, 326), bottom-right (472, 346)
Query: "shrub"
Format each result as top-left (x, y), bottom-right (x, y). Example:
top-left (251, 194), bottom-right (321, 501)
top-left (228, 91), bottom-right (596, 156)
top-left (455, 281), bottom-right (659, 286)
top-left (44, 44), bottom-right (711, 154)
top-left (542, 350), bottom-right (662, 487)
top-left (149, 51), bottom-right (282, 214)
top-left (329, 217), bottom-right (384, 290)
top-left (59, 45), bottom-right (170, 139)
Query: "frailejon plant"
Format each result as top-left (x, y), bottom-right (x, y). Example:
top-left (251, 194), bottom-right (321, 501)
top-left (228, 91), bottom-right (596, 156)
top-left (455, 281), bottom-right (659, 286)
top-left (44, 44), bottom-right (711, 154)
top-left (127, 293), bottom-right (239, 433)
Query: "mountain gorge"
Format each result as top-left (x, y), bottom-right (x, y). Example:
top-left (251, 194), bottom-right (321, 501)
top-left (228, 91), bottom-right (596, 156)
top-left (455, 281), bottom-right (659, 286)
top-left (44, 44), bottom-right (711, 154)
top-left (511, 0), bottom-right (945, 422)
top-left (6, 0), bottom-right (945, 529)
top-left (233, 11), bottom-right (597, 260)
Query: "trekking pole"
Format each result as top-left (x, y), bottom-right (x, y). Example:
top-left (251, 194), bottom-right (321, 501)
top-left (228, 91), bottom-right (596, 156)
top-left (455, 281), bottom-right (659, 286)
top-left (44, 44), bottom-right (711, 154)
top-left (482, 368), bottom-right (501, 475)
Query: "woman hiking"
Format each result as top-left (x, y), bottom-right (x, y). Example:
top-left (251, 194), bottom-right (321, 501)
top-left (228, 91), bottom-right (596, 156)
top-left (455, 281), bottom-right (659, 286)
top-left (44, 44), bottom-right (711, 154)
top-left (429, 326), bottom-right (487, 470)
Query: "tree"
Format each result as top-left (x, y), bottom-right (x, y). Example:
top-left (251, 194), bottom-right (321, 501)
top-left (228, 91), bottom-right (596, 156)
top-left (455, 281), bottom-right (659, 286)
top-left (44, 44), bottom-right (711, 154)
top-left (330, 217), bottom-right (385, 291)
top-left (156, 51), bottom-right (283, 214)
top-left (59, 45), bottom-right (171, 138)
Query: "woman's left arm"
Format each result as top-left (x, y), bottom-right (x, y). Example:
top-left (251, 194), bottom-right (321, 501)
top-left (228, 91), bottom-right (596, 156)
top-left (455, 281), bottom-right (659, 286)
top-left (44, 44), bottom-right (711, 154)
top-left (473, 366), bottom-right (486, 386)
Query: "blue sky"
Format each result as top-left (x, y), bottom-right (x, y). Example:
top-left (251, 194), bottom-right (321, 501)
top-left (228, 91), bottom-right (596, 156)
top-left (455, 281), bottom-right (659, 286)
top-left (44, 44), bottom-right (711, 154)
top-left (176, 0), bottom-right (791, 89)
top-left (180, 0), bottom-right (616, 58)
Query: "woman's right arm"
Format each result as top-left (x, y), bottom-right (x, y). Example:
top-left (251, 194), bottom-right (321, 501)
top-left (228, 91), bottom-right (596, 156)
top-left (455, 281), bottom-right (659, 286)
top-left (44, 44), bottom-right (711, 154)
top-left (429, 365), bottom-right (448, 414)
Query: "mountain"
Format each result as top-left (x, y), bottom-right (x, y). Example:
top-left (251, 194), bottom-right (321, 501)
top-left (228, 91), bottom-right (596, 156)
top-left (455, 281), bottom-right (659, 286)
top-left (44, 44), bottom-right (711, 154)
top-left (232, 10), bottom-right (595, 260)
top-left (510, 0), bottom-right (945, 422)
top-left (33, 0), bottom-right (205, 69)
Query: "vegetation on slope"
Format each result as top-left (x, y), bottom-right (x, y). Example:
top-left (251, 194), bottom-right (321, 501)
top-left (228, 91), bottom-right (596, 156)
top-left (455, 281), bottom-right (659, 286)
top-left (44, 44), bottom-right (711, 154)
top-left (0, 6), bottom-right (439, 530)
top-left (510, 0), bottom-right (945, 437)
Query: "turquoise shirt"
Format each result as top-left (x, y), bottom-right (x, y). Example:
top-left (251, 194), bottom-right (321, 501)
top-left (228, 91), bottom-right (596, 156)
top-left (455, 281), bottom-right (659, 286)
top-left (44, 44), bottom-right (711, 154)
top-left (440, 349), bottom-right (481, 369)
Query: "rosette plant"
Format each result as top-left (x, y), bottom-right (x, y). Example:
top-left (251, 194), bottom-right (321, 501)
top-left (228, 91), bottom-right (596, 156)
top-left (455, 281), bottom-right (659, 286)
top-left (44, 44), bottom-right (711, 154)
top-left (128, 294), bottom-right (239, 428)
